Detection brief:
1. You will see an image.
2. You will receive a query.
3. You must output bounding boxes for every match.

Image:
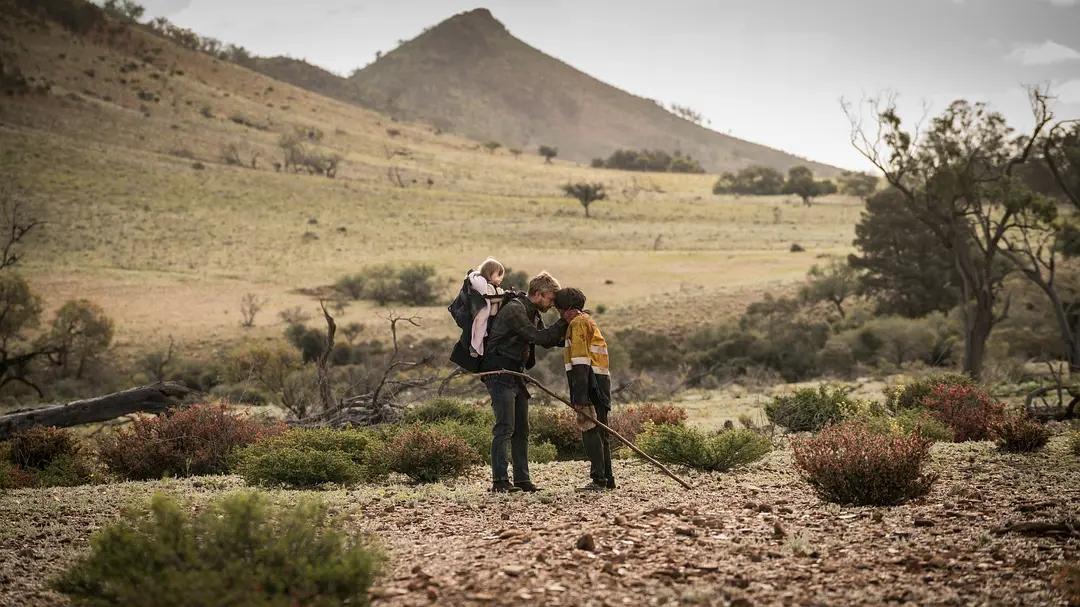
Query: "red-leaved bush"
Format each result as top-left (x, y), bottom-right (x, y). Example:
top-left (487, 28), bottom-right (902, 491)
top-left (991, 412), bottom-right (1049, 453)
top-left (792, 421), bottom-right (937, 506)
top-left (921, 384), bottom-right (1004, 442)
top-left (384, 425), bottom-right (476, 483)
top-left (9, 426), bottom-right (81, 469)
top-left (97, 403), bottom-right (285, 480)
top-left (610, 403), bottom-right (688, 443)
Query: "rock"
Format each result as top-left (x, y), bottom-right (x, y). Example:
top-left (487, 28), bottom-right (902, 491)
top-left (576, 533), bottom-right (596, 552)
top-left (772, 522), bottom-right (787, 538)
top-left (675, 526), bottom-right (698, 537)
top-left (914, 517), bottom-right (935, 528)
top-left (503, 565), bottom-right (525, 577)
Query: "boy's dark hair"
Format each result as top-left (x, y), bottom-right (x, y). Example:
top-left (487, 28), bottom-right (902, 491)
top-left (554, 287), bottom-right (586, 311)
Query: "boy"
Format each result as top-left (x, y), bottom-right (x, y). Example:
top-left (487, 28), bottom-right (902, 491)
top-left (554, 287), bottom-right (614, 491)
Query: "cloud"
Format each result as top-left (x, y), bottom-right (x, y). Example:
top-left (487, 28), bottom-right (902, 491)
top-left (1007, 40), bottom-right (1080, 65)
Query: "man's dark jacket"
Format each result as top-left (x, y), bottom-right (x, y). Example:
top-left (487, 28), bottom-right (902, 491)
top-left (480, 295), bottom-right (567, 372)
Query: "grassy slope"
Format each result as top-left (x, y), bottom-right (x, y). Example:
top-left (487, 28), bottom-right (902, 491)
top-left (1, 6), bottom-right (860, 363)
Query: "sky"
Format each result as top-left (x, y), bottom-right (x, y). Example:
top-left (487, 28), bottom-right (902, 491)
top-left (136, 0), bottom-right (1080, 171)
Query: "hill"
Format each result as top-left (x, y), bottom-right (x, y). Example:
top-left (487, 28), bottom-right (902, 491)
top-left (0, 0), bottom-right (858, 371)
top-left (347, 9), bottom-right (839, 175)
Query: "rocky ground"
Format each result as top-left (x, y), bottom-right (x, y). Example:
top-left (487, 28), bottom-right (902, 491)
top-left (1, 436), bottom-right (1077, 607)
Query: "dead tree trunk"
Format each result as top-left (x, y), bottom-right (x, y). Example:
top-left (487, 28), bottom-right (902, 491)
top-left (0, 381), bottom-right (195, 439)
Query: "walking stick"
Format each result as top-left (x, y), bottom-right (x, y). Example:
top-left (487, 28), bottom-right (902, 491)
top-left (473, 370), bottom-right (693, 491)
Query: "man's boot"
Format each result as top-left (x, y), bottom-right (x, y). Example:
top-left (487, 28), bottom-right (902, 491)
top-left (513, 481), bottom-right (539, 492)
top-left (491, 480), bottom-right (521, 493)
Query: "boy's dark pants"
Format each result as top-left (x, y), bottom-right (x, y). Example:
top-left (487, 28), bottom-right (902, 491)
top-left (485, 375), bottom-right (530, 483)
top-left (582, 406), bottom-right (614, 486)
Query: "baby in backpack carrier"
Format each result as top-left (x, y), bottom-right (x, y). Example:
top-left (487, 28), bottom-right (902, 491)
top-left (468, 257), bottom-right (506, 357)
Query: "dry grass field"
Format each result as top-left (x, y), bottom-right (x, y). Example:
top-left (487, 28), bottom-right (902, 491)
top-left (2, 10), bottom-right (861, 367)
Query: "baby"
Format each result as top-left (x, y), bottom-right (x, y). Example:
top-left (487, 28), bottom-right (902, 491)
top-left (468, 257), bottom-right (506, 357)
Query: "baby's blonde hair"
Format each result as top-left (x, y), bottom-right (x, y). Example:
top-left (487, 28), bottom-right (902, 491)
top-left (478, 257), bottom-right (505, 281)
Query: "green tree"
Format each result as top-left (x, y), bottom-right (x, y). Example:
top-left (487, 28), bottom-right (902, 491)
top-left (102, 0), bottom-right (144, 23)
top-left (49, 299), bottom-right (114, 380)
top-left (713, 166), bottom-right (785, 196)
top-left (538, 145), bottom-right (558, 164)
top-left (482, 141), bottom-right (501, 154)
top-left (837, 171), bottom-right (878, 200)
top-left (799, 258), bottom-right (859, 318)
top-left (562, 182), bottom-right (606, 218)
top-left (848, 188), bottom-right (962, 317)
top-left (846, 93), bottom-right (1053, 378)
top-left (0, 273), bottom-right (53, 395)
top-left (783, 166), bottom-right (836, 206)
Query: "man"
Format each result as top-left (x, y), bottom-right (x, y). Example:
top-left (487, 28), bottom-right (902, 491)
top-left (554, 287), bottom-right (614, 491)
top-left (481, 271), bottom-right (567, 493)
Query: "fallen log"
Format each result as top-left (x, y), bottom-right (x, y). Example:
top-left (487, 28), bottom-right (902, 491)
top-left (0, 381), bottom-right (195, 439)
top-left (992, 518), bottom-right (1079, 538)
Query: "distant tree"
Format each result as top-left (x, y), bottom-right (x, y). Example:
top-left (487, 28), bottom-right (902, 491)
top-left (538, 145), bottom-right (558, 164)
top-left (669, 103), bottom-right (709, 126)
top-left (782, 166), bottom-right (836, 206)
top-left (482, 141), bottom-right (501, 154)
top-left (0, 187), bottom-right (43, 271)
top-left (713, 166), bottom-right (785, 195)
top-left (848, 188), bottom-right (962, 317)
top-left (837, 171), bottom-right (878, 200)
top-left (594, 149), bottom-right (704, 174)
top-left (508, 148), bottom-right (522, 159)
top-left (562, 182), bottom-right (606, 218)
top-left (102, 0), bottom-right (144, 23)
top-left (49, 299), bottom-right (114, 380)
top-left (240, 293), bottom-right (266, 328)
top-left (0, 273), bottom-right (54, 395)
top-left (591, 158), bottom-right (605, 168)
top-left (798, 258), bottom-right (859, 318)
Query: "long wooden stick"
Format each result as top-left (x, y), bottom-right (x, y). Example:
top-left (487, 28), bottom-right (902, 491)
top-left (473, 370), bottom-right (693, 490)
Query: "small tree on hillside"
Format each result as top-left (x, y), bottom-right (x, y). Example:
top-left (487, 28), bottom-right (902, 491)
top-left (837, 171), bottom-right (878, 200)
top-left (483, 141), bottom-right (501, 154)
top-left (713, 166), bottom-right (785, 195)
top-left (538, 145), bottom-right (558, 164)
top-left (102, 0), bottom-right (144, 23)
top-left (562, 182), bottom-right (606, 218)
top-left (783, 166), bottom-right (837, 206)
top-left (799, 258), bottom-right (859, 318)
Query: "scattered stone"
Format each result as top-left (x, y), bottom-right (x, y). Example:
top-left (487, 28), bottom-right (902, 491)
top-left (576, 533), bottom-right (596, 552)
top-left (914, 517), bottom-right (935, 528)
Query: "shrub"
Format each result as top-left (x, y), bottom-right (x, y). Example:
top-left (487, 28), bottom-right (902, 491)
top-left (1071, 430), bottom-right (1080, 457)
top-left (635, 424), bottom-right (771, 472)
top-left (0, 458), bottom-right (34, 489)
top-left (892, 408), bottom-right (955, 443)
top-left (609, 403), bottom-right (688, 444)
top-left (792, 421), bottom-right (936, 506)
top-left (335, 263), bottom-right (440, 306)
top-left (232, 427), bottom-right (387, 488)
top-left (396, 264), bottom-right (439, 306)
top-left (765, 385), bottom-right (857, 432)
top-left (384, 425), bottom-right (476, 483)
top-left (921, 384), bottom-right (1004, 442)
top-left (991, 412), bottom-right (1049, 453)
top-left (884, 374), bottom-right (974, 411)
top-left (8, 425), bottom-right (80, 470)
top-left (97, 403), bottom-right (285, 480)
top-left (403, 398), bottom-right (493, 426)
top-left (529, 441), bottom-right (558, 464)
top-left (52, 492), bottom-right (381, 607)
top-left (529, 406), bottom-right (585, 459)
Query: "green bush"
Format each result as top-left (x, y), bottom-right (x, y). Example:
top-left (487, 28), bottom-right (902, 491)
top-left (792, 421), bottom-right (936, 506)
top-left (384, 425), bottom-right (476, 483)
top-left (883, 374), bottom-right (974, 411)
top-left (893, 408), bottom-right (955, 442)
top-left (98, 403), bottom-right (285, 480)
top-left (765, 384), bottom-right (860, 432)
top-left (635, 424), bottom-right (771, 472)
top-left (335, 263), bottom-right (440, 306)
top-left (991, 412), bottom-right (1049, 453)
top-left (529, 441), bottom-right (558, 464)
top-left (232, 427), bottom-right (388, 488)
top-left (403, 398), bottom-right (493, 426)
top-left (52, 492), bottom-right (381, 607)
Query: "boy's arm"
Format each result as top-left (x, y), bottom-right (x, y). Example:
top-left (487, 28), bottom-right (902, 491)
top-left (566, 320), bottom-right (591, 406)
top-left (504, 303), bottom-right (567, 348)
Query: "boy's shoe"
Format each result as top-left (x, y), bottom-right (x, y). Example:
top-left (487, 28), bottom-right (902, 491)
top-left (513, 481), bottom-right (539, 492)
top-left (491, 480), bottom-right (521, 493)
top-left (576, 481), bottom-right (608, 492)
top-left (605, 479), bottom-right (617, 489)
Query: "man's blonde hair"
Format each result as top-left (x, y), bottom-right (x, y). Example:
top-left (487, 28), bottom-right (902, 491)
top-left (478, 257), bottom-right (505, 281)
top-left (528, 271), bottom-right (560, 296)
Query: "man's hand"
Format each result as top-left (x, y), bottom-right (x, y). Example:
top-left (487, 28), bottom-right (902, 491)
top-left (572, 404), bottom-right (597, 431)
top-left (561, 308), bottom-right (582, 323)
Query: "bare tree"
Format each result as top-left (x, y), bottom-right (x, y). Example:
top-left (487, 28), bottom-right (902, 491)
top-left (0, 186), bottom-right (43, 271)
top-left (316, 300), bottom-right (337, 413)
top-left (239, 293), bottom-right (265, 328)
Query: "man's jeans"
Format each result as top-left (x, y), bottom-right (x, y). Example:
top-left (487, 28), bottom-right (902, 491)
top-left (582, 406), bottom-right (613, 486)
top-left (485, 376), bottom-right (530, 483)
